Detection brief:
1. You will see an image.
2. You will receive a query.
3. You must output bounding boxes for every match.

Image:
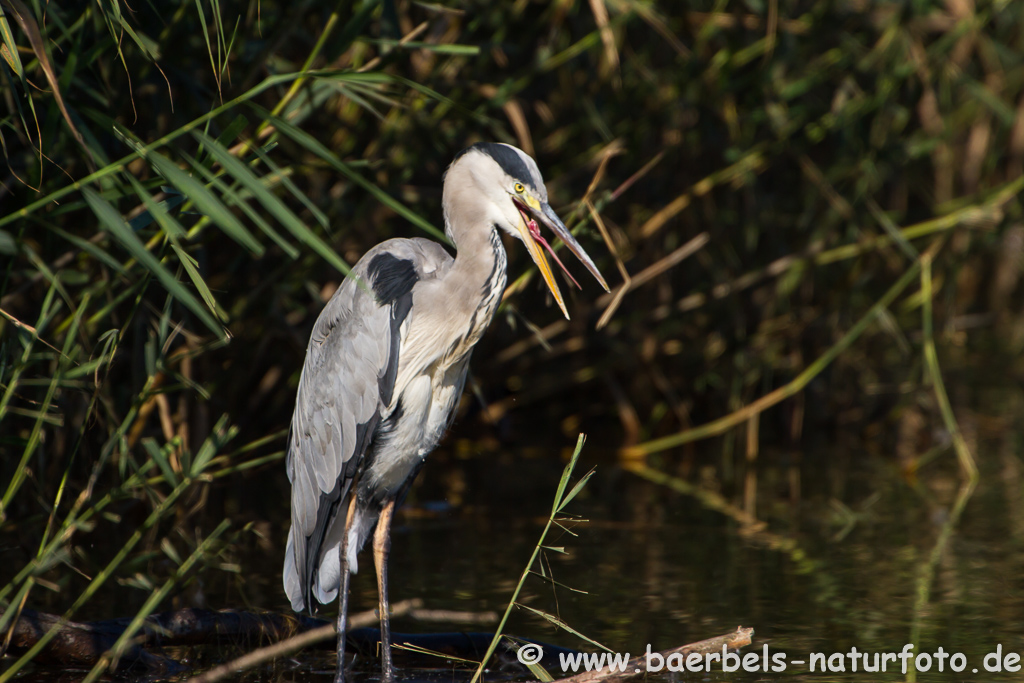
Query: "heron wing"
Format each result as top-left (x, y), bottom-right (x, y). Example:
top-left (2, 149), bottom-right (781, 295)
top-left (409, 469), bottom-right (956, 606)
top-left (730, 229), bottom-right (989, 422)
top-left (283, 238), bottom-right (452, 612)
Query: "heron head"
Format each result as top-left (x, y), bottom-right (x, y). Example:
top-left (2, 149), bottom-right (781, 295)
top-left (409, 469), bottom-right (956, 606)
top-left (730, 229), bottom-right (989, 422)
top-left (443, 142), bottom-right (610, 319)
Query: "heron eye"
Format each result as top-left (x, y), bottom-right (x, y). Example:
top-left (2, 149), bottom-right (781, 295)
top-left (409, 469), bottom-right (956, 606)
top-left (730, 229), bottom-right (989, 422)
top-left (514, 182), bottom-right (525, 194)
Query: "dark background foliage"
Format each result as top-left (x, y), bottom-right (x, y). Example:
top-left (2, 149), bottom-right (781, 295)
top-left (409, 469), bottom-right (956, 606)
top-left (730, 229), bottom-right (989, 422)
top-left (2, 0), bottom-right (1023, 678)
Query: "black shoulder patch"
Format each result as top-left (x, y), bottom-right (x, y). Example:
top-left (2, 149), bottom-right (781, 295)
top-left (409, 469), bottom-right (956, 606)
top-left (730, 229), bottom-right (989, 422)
top-left (367, 252), bottom-right (417, 407)
top-left (452, 142), bottom-right (534, 189)
top-left (378, 291), bottom-right (412, 406)
top-left (367, 252), bottom-right (419, 305)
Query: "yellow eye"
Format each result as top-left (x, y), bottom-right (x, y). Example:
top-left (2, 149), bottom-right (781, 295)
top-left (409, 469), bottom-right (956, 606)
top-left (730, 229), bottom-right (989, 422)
top-left (514, 182), bottom-right (525, 194)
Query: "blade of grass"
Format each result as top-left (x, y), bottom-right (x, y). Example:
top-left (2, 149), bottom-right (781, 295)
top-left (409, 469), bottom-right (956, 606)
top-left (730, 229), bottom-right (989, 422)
top-left (249, 144), bottom-right (329, 229)
top-left (193, 130), bottom-right (348, 271)
top-left (623, 259), bottom-right (923, 457)
top-left (507, 638), bottom-right (554, 682)
top-left (557, 468), bottom-right (596, 513)
top-left (82, 187), bottom-right (226, 338)
top-left (182, 149), bottom-right (300, 259)
top-left (125, 164), bottom-right (222, 322)
top-left (0, 6), bottom-right (26, 79)
top-left (171, 245), bottom-right (220, 317)
top-left (0, 284), bottom-right (74, 516)
top-left (907, 247), bottom-right (978, 682)
top-left (190, 414), bottom-right (238, 476)
top-left (145, 149), bottom-right (264, 256)
top-left (0, 476), bottom-right (194, 682)
top-left (48, 226), bottom-right (125, 272)
top-left (255, 106), bottom-right (448, 244)
top-left (517, 604), bottom-right (613, 653)
top-left (470, 434), bottom-right (590, 683)
top-left (123, 174), bottom-right (187, 239)
top-left (81, 518), bottom-right (232, 681)
top-left (141, 437), bottom-right (180, 486)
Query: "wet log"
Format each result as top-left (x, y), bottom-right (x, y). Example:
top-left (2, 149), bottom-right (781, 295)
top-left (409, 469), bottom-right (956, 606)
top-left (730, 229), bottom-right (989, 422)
top-left (556, 627), bottom-right (755, 683)
top-left (2, 602), bottom-right (413, 672)
top-left (1, 601), bottom-right (508, 673)
top-left (3, 608), bottom-right (178, 673)
top-left (1, 604), bottom-right (752, 683)
top-left (2, 606), bottom-right (328, 674)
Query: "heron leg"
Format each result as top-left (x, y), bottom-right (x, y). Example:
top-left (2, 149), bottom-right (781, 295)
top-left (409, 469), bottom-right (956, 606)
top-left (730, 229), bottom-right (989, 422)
top-left (374, 499), bottom-right (397, 683)
top-left (335, 496), bottom-right (358, 683)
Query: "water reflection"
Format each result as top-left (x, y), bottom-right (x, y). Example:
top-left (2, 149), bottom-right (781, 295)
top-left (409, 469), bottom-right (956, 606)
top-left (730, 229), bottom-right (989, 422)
top-left (31, 426), bottom-right (1018, 682)
top-left (324, 433), bottom-right (1022, 683)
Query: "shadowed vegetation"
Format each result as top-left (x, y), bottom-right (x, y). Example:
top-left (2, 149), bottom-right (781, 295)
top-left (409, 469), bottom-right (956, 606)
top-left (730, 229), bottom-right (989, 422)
top-left (3, 0), bottom-right (1024, 679)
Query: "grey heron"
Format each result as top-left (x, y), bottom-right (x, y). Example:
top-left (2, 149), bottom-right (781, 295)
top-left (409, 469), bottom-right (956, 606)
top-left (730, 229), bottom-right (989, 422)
top-left (282, 142), bottom-right (608, 682)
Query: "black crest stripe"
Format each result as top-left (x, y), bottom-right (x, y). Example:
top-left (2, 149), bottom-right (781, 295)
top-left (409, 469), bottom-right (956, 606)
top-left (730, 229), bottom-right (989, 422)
top-left (449, 142), bottom-right (535, 189)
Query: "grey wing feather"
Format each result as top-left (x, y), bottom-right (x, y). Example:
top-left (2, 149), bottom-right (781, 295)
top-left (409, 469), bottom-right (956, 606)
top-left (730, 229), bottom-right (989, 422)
top-left (283, 237), bottom-right (452, 612)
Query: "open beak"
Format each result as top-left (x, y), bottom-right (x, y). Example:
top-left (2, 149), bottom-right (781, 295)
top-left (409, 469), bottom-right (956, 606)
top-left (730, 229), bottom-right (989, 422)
top-left (512, 195), bottom-right (610, 320)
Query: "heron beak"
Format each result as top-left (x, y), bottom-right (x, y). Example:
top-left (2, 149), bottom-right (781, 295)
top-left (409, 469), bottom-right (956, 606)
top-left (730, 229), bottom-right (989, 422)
top-left (512, 195), bottom-right (610, 320)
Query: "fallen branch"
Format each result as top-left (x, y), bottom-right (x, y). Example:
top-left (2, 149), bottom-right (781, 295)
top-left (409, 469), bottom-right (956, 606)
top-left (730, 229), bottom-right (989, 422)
top-left (184, 601), bottom-right (420, 683)
top-left (2, 605), bottom-right (752, 683)
top-left (2, 601), bottom-right (489, 672)
top-left (4, 606), bottom-right (329, 672)
top-left (556, 626), bottom-right (754, 683)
